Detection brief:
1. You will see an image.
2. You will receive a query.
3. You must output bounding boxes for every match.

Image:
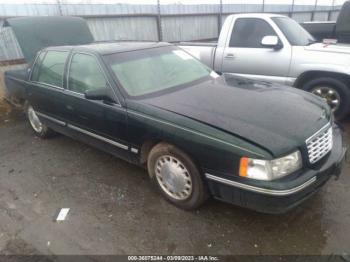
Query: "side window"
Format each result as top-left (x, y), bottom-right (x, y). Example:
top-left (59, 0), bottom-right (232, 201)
top-left (31, 51), bottom-right (46, 81)
top-left (68, 53), bottom-right (107, 94)
top-left (229, 18), bottom-right (277, 48)
top-left (36, 51), bottom-right (68, 87)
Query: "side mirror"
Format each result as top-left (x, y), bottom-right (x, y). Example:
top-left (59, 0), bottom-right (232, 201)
top-left (261, 35), bottom-right (282, 49)
top-left (85, 88), bottom-right (116, 103)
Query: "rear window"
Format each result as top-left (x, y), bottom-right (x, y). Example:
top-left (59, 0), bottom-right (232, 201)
top-left (34, 51), bottom-right (69, 88)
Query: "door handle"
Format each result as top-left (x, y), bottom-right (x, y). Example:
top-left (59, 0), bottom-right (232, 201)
top-left (224, 53), bottom-right (235, 59)
top-left (66, 105), bottom-right (74, 111)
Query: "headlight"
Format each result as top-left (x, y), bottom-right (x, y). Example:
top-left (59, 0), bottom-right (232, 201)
top-left (239, 151), bottom-right (302, 181)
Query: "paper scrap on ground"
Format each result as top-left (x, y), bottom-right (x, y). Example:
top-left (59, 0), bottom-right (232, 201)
top-left (56, 208), bottom-right (70, 221)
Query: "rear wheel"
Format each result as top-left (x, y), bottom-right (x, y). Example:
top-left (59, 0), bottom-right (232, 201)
top-left (302, 77), bottom-right (350, 120)
top-left (147, 142), bottom-right (208, 210)
top-left (26, 102), bottom-right (55, 138)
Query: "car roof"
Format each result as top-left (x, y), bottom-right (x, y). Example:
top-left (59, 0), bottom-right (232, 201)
top-left (45, 41), bottom-right (173, 56)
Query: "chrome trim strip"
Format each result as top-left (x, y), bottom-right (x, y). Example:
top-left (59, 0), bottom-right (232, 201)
top-left (36, 112), bottom-right (66, 126)
top-left (6, 76), bottom-right (28, 85)
top-left (128, 110), bottom-right (265, 157)
top-left (131, 148), bottom-right (139, 154)
top-left (67, 124), bottom-right (128, 150)
top-left (31, 81), bottom-right (64, 90)
top-left (65, 89), bottom-right (85, 97)
top-left (205, 173), bottom-right (317, 196)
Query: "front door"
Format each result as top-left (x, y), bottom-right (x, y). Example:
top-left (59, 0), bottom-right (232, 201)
top-left (64, 52), bottom-right (129, 159)
top-left (221, 17), bottom-right (292, 85)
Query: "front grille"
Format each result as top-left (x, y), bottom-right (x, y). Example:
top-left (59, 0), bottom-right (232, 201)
top-left (306, 124), bottom-right (333, 164)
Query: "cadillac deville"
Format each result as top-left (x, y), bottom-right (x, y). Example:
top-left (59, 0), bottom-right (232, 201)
top-left (4, 17), bottom-right (347, 213)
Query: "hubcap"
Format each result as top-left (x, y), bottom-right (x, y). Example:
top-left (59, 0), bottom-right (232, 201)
top-left (311, 86), bottom-right (341, 112)
top-left (28, 105), bottom-right (43, 133)
top-left (155, 155), bottom-right (192, 200)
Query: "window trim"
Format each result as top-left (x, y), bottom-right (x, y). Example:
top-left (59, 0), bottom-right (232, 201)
top-left (66, 51), bottom-right (121, 105)
top-left (229, 17), bottom-right (279, 49)
top-left (30, 50), bottom-right (46, 82)
top-left (30, 50), bottom-right (69, 89)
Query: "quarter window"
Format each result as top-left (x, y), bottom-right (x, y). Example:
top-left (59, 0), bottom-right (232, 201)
top-left (31, 51), bottom-right (46, 81)
top-left (229, 18), bottom-right (277, 48)
top-left (68, 53), bottom-right (107, 94)
top-left (36, 51), bottom-right (68, 87)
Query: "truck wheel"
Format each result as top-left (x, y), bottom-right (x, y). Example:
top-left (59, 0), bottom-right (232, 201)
top-left (302, 77), bottom-right (350, 120)
top-left (147, 142), bottom-right (209, 210)
top-left (25, 102), bottom-right (55, 138)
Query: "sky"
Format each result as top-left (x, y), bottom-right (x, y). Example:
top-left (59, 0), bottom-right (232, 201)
top-left (0, 0), bottom-right (346, 5)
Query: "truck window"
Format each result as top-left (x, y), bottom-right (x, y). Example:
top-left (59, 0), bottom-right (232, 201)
top-left (35, 51), bottom-right (68, 88)
top-left (229, 18), bottom-right (277, 48)
top-left (31, 51), bottom-right (46, 81)
top-left (68, 53), bottom-right (107, 94)
top-left (272, 17), bottom-right (315, 46)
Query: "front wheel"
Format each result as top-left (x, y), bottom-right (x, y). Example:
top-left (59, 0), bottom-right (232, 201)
top-left (302, 77), bottom-right (350, 120)
top-left (147, 143), bottom-right (209, 210)
top-left (26, 102), bottom-right (55, 138)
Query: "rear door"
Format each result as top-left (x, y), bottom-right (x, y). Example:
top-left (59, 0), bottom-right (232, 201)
top-left (28, 50), bottom-right (69, 125)
top-left (221, 17), bottom-right (292, 84)
top-left (64, 52), bottom-right (129, 158)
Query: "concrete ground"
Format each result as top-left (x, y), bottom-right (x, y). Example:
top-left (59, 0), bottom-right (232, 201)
top-left (0, 101), bottom-right (349, 256)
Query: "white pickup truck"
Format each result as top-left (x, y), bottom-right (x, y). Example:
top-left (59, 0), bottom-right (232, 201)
top-left (180, 13), bottom-right (350, 119)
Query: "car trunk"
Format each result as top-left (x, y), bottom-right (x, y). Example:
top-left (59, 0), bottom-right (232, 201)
top-left (3, 16), bottom-right (94, 63)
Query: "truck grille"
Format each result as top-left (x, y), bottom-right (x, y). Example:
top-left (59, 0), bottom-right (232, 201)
top-left (306, 124), bottom-right (333, 164)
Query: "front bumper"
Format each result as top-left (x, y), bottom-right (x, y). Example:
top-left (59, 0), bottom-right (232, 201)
top-left (205, 126), bottom-right (347, 214)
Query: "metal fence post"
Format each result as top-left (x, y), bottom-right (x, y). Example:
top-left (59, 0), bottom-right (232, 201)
top-left (311, 0), bottom-right (318, 21)
top-left (262, 0), bottom-right (265, 12)
top-left (156, 0), bottom-right (163, 42)
top-left (218, 0), bottom-right (223, 34)
top-left (56, 0), bottom-right (63, 16)
top-left (289, 0), bottom-right (295, 18)
top-left (328, 0), bottom-right (336, 20)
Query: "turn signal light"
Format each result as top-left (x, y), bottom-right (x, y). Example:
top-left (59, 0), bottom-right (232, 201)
top-left (239, 157), bottom-right (248, 177)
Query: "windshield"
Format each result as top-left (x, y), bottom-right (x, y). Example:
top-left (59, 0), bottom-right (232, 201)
top-left (105, 46), bottom-right (212, 97)
top-left (272, 17), bottom-right (316, 46)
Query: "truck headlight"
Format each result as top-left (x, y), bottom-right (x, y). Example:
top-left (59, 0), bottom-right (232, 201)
top-left (239, 151), bottom-right (302, 181)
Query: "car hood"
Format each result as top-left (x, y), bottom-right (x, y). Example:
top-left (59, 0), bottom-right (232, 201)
top-left (305, 42), bottom-right (350, 55)
top-left (140, 75), bottom-right (331, 157)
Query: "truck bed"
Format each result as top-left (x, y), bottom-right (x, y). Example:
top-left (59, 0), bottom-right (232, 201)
top-left (301, 1), bottom-right (350, 43)
top-left (301, 21), bottom-right (336, 42)
top-left (178, 42), bottom-right (217, 68)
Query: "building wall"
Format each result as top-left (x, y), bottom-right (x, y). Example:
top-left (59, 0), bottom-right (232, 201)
top-left (87, 17), bottom-right (159, 41)
top-left (0, 2), bottom-right (344, 62)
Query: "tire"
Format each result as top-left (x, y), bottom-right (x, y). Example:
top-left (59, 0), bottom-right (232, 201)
top-left (147, 142), bottom-right (209, 210)
top-left (25, 101), bottom-right (55, 138)
top-left (302, 77), bottom-right (350, 120)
